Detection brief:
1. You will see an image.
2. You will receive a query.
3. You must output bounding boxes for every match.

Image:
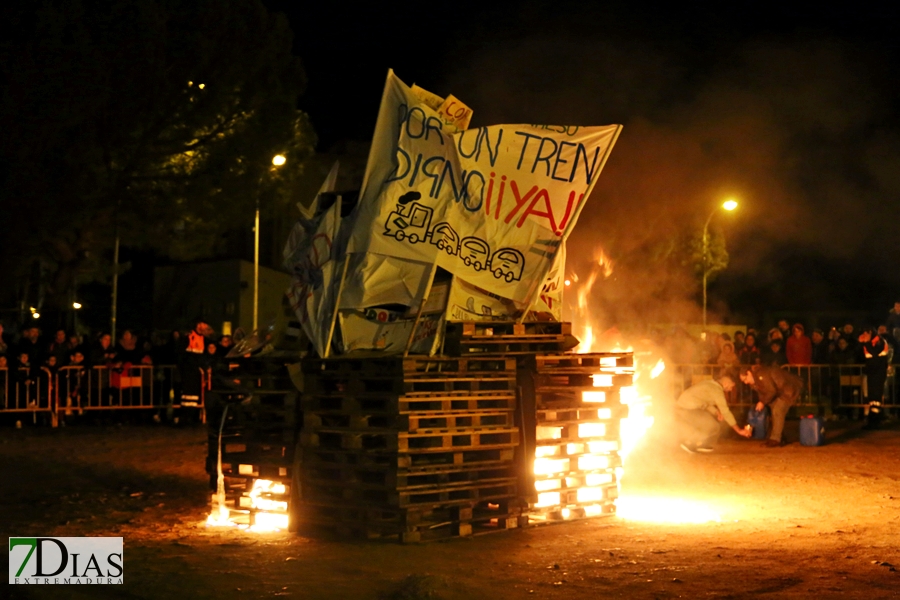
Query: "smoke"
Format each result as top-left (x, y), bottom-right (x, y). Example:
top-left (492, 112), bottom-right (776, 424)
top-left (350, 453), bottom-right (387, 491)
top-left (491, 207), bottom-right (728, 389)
top-left (439, 25), bottom-right (900, 326)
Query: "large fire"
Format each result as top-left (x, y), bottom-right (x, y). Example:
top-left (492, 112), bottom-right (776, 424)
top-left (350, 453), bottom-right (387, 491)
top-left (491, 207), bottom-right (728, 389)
top-left (562, 249), bottom-right (719, 524)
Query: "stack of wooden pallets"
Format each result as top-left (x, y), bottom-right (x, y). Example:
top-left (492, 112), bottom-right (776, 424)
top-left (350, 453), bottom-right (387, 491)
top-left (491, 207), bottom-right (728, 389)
top-left (518, 352), bottom-right (634, 523)
top-left (295, 355), bottom-right (523, 542)
top-left (443, 321), bottom-right (579, 355)
top-left (207, 360), bottom-right (298, 530)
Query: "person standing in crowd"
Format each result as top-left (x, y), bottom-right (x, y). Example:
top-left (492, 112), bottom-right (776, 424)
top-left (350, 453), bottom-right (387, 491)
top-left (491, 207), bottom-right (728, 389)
top-left (180, 319), bottom-right (212, 407)
top-left (90, 332), bottom-right (117, 367)
top-left (47, 329), bottom-right (70, 366)
top-left (766, 328), bottom-right (788, 363)
top-left (761, 339), bottom-right (787, 367)
top-left (717, 341), bottom-right (739, 369)
top-left (776, 319), bottom-right (791, 343)
top-left (739, 365), bottom-right (803, 447)
top-left (675, 374), bottom-right (752, 453)
top-left (841, 323), bottom-right (858, 354)
top-left (859, 328), bottom-right (890, 429)
top-left (733, 330), bottom-right (746, 354)
top-left (17, 326), bottom-right (42, 365)
top-left (786, 323), bottom-right (812, 365)
top-left (887, 301), bottom-right (900, 342)
top-left (739, 333), bottom-right (760, 365)
top-left (116, 330), bottom-right (142, 364)
top-left (811, 329), bottom-right (829, 364)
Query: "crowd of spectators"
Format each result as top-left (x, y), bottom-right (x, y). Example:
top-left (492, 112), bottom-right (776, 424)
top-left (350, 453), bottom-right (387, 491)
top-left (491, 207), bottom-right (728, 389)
top-left (0, 322), bottom-right (235, 377)
top-left (661, 305), bottom-right (900, 369)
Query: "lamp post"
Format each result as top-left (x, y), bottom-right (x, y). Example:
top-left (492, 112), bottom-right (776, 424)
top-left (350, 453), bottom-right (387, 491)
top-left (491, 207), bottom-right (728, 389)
top-left (253, 154), bottom-right (286, 332)
top-left (701, 199), bottom-right (738, 330)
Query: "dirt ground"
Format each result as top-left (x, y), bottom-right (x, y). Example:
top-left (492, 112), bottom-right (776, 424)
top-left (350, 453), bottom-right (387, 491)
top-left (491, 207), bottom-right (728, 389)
top-left (3, 417), bottom-right (900, 600)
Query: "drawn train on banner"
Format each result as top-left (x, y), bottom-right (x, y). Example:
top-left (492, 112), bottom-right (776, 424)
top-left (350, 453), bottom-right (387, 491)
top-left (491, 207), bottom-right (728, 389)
top-left (384, 192), bottom-right (525, 284)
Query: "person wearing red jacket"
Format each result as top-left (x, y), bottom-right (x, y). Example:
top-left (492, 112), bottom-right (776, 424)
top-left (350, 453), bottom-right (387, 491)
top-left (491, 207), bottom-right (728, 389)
top-left (785, 323), bottom-right (812, 365)
top-left (859, 328), bottom-right (890, 429)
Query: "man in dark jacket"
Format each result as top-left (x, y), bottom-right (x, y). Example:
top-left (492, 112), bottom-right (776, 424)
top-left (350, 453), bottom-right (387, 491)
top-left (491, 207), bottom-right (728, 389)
top-left (739, 365), bottom-right (803, 447)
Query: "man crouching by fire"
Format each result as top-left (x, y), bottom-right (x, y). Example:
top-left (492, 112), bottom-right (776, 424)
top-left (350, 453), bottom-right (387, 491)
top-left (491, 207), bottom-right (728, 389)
top-left (676, 373), bottom-right (752, 453)
top-left (739, 365), bottom-right (803, 447)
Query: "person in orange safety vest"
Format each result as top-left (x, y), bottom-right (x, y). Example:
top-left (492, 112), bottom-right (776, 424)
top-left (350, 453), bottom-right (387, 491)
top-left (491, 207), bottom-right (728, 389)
top-left (859, 328), bottom-right (889, 429)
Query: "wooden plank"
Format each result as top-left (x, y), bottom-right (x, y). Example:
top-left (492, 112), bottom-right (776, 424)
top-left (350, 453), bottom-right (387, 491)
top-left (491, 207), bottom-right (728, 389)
top-left (301, 391), bottom-right (517, 414)
top-left (301, 479), bottom-right (519, 509)
top-left (303, 409), bottom-right (516, 433)
top-left (302, 446), bottom-right (517, 470)
top-left (300, 427), bottom-right (519, 453)
top-left (302, 462), bottom-right (518, 490)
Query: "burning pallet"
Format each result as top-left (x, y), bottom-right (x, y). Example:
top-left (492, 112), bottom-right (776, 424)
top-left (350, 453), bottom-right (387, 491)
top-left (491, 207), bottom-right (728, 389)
top-left (294, 355), bottom-right (524, 542)
top-left (206, 360), bottom-right (298, 531)
top-left (443, 321), bottom-right (579, 355)
top-left (518, 351), bottom-right (634, 523)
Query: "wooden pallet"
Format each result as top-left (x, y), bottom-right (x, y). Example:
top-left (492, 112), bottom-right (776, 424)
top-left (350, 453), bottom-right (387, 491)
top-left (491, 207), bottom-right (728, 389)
top-left (304, 409), bottom-right (515, 432)
top-left (532, 469), bottom-right (618, 492)
top-left (301, 478), bottom-right (519, 508)
top-left (534, 373), bottom-right (634, 391)
top-left (301, 427), bottom-right (519, 452)
top-left (536, 405), bottom-right (627, 423)
top-left (446, 321), bottom-right (572, 337)
top-left (304, 355), bottom-right (516, 376)
top-left (303, 462), bottom-right (518, 490)
top-left (534, 352), bottom-right (633, 370)
top-left (525, 501), bottom-right (616, 524)
top-left (302, 390), bottom-right (517, 414)
top-left (302, 446), bottom-right (517, 470)
top-left (295, 498), bottom-right (523, 542)
top-left (305, 373), bottom-right (517, 396)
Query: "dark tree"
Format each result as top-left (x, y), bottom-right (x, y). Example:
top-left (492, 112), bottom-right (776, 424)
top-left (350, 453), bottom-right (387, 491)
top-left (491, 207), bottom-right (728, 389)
top-left (0, 0), bottom-right (315, 313)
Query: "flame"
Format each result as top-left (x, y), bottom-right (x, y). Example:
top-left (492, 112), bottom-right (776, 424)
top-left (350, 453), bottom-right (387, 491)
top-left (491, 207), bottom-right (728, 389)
top-left (205, 478), bottom-right (289, 533)
top-left (616, 495), bottom-right (721, 524)
top-left (578, 325), bottom-right (594, 353)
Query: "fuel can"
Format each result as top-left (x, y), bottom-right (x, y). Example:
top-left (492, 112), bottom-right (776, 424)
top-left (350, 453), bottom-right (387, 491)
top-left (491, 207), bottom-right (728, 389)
top-left (800, 415), bottom-right (825, 447)
top-left (746, 408), bottom-right (768, 440)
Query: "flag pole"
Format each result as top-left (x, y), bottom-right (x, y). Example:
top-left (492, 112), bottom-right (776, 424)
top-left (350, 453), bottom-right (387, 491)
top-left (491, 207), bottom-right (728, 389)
top-left (323, 195), bottom-right (347, 359)
top-left (403, 263), bottom-right (439, 357)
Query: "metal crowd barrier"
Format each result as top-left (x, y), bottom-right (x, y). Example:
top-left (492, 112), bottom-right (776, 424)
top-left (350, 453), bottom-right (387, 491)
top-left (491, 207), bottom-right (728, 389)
top-left (0, 367), bottom-right (57, 425)
top-left (672, 363), bottom-right (898, 416)
top-left (0, 365), bottom-right (207, 427)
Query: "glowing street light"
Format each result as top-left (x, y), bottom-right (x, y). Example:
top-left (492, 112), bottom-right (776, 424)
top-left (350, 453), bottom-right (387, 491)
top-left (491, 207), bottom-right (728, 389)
top-left (72, 302), bottom-right (82, 310)
top-left (254, 154), bottom-right (287, 331)
top-left (702, 199), bottom-right (738, 330)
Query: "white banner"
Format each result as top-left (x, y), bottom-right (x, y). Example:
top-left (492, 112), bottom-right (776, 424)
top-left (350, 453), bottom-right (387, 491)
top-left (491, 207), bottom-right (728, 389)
top-left (349, 70), bottom-right (620, 307)
top-left (284, 163), bottom-right (341, 356)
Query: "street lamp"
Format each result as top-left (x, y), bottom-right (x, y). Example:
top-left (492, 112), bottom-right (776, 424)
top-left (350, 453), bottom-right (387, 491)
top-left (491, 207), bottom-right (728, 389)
top-left (701, 199), bottom-right (738, 330)
top-left (253, 154), bottom-right (287, 331)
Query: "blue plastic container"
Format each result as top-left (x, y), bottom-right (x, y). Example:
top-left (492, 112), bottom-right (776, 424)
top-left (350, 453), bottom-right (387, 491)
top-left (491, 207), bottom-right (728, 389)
top-left (800, 415), bottom-right (825, 446)
top-left (746, 408), bottom-right (768, 440)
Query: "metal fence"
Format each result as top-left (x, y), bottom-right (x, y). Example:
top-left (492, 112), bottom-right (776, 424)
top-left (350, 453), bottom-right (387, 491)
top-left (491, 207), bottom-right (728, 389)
top-left (0, 365), bottom-right (207, 426)
top-left (672, 363), bottom-right (899, 416)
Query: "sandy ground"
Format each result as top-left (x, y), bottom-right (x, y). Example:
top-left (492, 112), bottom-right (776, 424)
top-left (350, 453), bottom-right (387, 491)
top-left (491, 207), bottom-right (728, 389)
top-left (2, 418), bottom-right (900, 600)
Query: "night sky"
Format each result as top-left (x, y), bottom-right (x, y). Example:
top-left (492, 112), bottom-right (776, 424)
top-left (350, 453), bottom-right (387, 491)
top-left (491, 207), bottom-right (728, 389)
top-left (265, 2), bottom-right (900, 327)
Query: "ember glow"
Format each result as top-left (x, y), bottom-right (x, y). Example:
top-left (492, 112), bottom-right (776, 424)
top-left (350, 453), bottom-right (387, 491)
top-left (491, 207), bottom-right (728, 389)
top-left (615, 495), bottom-right (722, 524)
